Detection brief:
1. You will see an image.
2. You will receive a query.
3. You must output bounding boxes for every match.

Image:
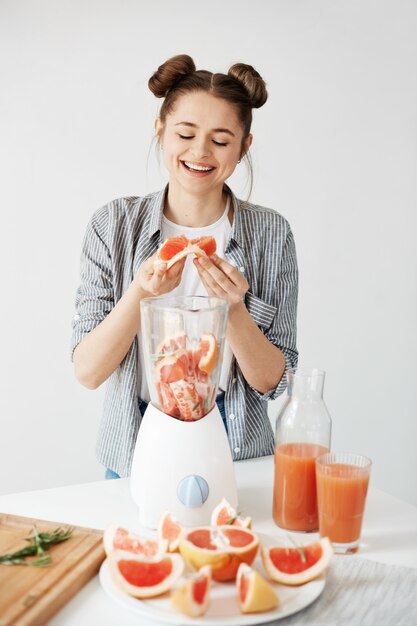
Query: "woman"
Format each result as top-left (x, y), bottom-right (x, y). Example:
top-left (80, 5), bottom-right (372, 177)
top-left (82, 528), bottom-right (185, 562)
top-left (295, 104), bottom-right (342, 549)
top-left (71, 54), bottom-right (298, 479)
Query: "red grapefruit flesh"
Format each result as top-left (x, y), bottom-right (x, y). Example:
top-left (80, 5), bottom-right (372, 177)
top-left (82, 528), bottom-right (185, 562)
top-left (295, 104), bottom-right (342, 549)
top-left (261, 537), bottom-right (333, 585)
top-left (191, 236), bottom-right (216, 257)
top-left (158, 236), bottom-right (189, 261)
top-left (108, 551), bottom-right (184, 598)
top-left (156, 382), bottom-right (179, 417)
top-left (169, 379), bottom-right (204, 421)
top-left (154, 354), bottom-right (187, 384)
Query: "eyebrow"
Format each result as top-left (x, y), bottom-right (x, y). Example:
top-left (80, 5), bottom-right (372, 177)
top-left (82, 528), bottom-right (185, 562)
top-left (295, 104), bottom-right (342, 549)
top-left (174, 121), bottom-right (235, 137)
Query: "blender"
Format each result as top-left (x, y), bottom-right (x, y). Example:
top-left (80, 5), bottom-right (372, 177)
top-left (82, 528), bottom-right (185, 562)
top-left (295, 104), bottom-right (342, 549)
top-left (130, 296), bottom-right (238, 529)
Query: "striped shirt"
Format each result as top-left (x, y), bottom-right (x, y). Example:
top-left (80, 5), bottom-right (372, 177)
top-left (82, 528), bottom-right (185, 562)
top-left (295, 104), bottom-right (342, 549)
top-left (71, 185), bottom-right (298, 477)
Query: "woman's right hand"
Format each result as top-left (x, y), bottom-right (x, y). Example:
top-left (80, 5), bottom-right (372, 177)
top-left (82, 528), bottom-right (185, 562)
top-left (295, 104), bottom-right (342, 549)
top-left (134, 254), bottom-right (186, 297)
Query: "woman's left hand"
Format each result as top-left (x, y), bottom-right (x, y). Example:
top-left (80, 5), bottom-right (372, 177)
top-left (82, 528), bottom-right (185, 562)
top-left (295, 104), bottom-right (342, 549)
top-left (193, 254), bottom-right (249, 308)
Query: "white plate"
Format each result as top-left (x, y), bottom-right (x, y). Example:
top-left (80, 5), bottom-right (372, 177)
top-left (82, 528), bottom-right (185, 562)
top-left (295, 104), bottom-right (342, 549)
top-left (99, 533), bottom-right (326, 626)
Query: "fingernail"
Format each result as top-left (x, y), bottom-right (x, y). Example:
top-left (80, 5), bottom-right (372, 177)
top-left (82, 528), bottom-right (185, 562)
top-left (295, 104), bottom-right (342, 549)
top-left (198, 256), bottom-right (208, 265)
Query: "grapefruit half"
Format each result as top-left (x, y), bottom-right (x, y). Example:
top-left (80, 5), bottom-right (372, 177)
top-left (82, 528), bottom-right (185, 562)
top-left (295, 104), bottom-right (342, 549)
top-left (179, 526), bottom-right (259, 582)
top-left (237, 563), bottom-right (279, 614)
top-left (261, 536), bottom-right (333, 586)
top-left (171, 564), bottom-right (212, 617)
top-left (108, 551), bottom-right (184, 598)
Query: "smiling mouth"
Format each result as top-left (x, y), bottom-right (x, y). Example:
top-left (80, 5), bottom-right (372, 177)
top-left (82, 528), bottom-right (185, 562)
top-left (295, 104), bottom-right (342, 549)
top-left (181, 161), bottom-right (215, 173)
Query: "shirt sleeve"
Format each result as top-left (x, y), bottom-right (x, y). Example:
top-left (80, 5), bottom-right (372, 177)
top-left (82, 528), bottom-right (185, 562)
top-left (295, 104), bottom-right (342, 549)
top-left (245, 225), bottom-right (298, 401)
top-left (70, 207), bottom-right (114, 359)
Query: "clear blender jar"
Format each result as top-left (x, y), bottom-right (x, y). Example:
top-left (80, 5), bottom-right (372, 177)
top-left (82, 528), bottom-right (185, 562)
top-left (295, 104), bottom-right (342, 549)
top-left (131, 295), bottom-right (238, 529)
top-left (141, 296), bottom-right (229, 421)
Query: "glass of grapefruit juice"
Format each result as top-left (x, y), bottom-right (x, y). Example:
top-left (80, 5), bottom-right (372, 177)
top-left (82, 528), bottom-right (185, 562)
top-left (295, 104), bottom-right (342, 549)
top-left (316, 452), bottom-right (372, 554)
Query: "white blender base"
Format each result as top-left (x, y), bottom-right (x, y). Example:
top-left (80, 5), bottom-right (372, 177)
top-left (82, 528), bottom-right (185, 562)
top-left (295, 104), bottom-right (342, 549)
top-left (130, 403), bottom-right (238, 529)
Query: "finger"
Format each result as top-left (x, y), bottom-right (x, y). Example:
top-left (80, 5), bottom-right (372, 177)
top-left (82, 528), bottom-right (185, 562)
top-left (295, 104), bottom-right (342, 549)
top-left (208, 254), bottom-right (243, 285)
top-left (196, 256), bottom-right (237, 292)
top-left (194, 259), bottom-right (229, 298)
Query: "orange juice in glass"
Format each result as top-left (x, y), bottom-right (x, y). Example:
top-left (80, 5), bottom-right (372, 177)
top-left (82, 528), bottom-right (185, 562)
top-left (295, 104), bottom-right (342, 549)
top-left (316, 452), bottom-right (371, 554)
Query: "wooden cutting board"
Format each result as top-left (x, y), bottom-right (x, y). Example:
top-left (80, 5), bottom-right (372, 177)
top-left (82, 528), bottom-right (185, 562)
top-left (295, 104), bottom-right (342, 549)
top-left (0, 513), bottom-right (106, 626)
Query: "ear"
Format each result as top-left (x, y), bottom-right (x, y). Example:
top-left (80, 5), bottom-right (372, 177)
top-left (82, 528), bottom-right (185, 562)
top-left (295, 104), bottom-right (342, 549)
top-left (154, 117), bottom-right (164, 143)
top-left (241, 133), bottom-right (253, 159)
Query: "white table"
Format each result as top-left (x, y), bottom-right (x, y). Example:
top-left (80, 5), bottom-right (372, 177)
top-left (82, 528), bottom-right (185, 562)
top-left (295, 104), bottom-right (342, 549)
top-left (1, 456), bottom-right (416, 625)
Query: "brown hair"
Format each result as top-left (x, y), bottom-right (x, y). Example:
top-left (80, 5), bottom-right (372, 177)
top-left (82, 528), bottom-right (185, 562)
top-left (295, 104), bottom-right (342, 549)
top-left (148, 54), bottom-right (268, 197)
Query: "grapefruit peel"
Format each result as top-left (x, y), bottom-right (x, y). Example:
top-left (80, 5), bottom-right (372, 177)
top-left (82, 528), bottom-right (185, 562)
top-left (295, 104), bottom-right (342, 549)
top-left (236, 563), bottom-right (279, 614)
top-left (261, 536), bottom-right (334, 586)
top-left (170, 564), bottom-right (212, 617)
top-left (108, 550), bottom-right (184, 598)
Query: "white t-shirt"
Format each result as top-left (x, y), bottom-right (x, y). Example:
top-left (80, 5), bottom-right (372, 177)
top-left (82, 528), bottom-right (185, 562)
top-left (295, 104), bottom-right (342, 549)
top-left (137, 196), bottom-right (234, 402)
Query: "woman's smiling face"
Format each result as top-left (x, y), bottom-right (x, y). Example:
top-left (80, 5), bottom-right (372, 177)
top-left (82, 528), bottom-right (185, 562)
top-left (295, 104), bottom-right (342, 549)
top-left (155, 91), bottom-right (252, 195)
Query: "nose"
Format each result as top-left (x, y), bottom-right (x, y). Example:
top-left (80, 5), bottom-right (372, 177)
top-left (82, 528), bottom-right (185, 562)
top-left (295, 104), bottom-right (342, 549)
top-left (189, 136), bottom-right (212, 159)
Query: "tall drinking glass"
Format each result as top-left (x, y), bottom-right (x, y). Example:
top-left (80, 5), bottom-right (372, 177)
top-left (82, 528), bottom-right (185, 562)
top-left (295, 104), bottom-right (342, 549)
top-left (316, 452), bottom-right (372, 554)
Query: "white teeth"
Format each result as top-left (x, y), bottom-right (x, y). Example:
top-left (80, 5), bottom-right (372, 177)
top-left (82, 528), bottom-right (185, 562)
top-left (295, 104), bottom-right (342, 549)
top-left (184, 161), bottom-right (213, 171)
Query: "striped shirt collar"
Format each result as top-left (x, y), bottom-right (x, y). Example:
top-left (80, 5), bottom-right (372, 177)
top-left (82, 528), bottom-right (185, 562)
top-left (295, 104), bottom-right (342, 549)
top-left (146, 184), bottom-right (245, 250)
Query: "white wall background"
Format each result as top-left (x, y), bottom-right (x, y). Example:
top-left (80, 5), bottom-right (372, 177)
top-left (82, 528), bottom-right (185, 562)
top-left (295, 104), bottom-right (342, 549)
top-left (1, 0), bottom-right (416, 505)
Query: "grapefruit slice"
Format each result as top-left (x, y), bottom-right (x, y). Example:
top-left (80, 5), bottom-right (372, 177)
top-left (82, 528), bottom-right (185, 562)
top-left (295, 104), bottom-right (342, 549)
top-left (158, 512), bottom-right (183, 552)
top-left (156, 332), bottom-right (187, 356)
top-left (155, 235), bottom-right (217, 270)
top-left (169, 379), bottom-right (204, 421)
top-left (179, 526), bottom-right (259, 582)
top-left (237, 563), bottom-right (279, 614)
top-left (261, 537), bottom-right (333, 586)
top-left (156, 381), bottom-right (180, 417)
top-left (108, 551), bottom-right (184, 598)
top-left (154, 354), bottom-right (187, 384)
top-left (103, 524), bottom-right (168, 558)
top-left (197, 333), bottom-right (219, 375)
top-left (211, 497), bottom-right (252, 529)
top-left (191, 236), bottom-right (217, 257)
top-left (171, 564), bottom-right (212, 617)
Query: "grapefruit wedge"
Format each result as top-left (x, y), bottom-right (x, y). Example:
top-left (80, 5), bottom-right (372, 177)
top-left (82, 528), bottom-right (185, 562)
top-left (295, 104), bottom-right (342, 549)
top-left (197, 333), bottom-right (219, 375)
top-left (158, 512), bottom-right (183, 552)
top-left (237, 563), bottom-right (279, 614)
top-left (261, 537), bottom-right (333, 586)
top-left (179, 526), bottom-right (259, 582)
top-left (103, 524), bottom-right (167, 558)
top-left (108, 551), bottom-right (184, 598)
top-left (155, 235), bottom-right (217, 270)
top-left (171, 564), bottom-right (212, 617)
top-left (211, 497), bottom-right (252, 529)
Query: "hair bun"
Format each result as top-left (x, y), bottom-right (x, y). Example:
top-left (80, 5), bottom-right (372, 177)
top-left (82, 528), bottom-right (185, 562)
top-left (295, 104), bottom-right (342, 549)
top-left (148, 54), bottom-right (196, 98)
top-left (228, 63), bottom-right (268, 108)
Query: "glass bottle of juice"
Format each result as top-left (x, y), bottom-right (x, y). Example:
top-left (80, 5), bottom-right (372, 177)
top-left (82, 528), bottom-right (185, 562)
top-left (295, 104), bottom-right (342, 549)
top-left (273, 367), bottom-right (332, 532)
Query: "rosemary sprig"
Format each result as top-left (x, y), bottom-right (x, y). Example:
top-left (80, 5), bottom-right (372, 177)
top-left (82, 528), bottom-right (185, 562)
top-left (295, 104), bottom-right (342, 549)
top-left (287, 534), bottom-right (307, 563)
top-left (0, 526), bottom-right (73, 567)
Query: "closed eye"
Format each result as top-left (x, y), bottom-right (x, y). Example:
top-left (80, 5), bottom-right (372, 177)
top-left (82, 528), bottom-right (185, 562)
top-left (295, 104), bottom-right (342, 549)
top-left (178, 134), bottom-right (227, 147)
top-left (179, 134), bottom-right (194, 140)
top-left (213, 140), bottom-right (228, 146)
